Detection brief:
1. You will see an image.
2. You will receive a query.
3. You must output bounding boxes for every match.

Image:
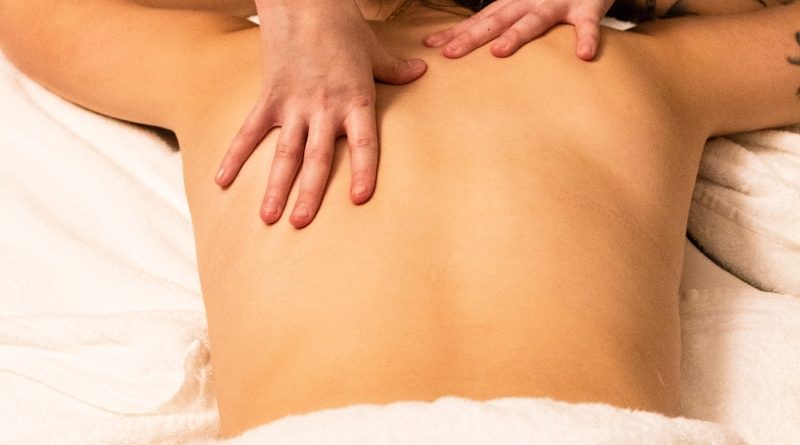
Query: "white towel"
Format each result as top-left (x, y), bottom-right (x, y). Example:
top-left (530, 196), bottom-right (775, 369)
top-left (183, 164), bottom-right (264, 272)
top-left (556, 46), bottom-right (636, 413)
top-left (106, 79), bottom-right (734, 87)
top-left (222, 396), bottom-right (744, 445)
top-left (687, 129), bottom-right (800, 295)
top-left (680, 286), bottom-right (800, 444)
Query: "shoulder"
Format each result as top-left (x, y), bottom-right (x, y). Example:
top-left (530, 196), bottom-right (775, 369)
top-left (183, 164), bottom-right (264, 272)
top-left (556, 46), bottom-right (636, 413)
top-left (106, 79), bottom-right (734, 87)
top-left (171, 25), bottom-right (262, 139)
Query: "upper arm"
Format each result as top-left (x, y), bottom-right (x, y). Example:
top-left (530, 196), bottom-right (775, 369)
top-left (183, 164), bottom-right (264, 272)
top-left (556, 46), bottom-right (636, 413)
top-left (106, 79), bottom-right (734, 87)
top-left (130, 0), bottom-right (257, 17)
top-left (0, 0), bottom-right (256, 130)
top-left (634, 4), bottom-right (800, 137)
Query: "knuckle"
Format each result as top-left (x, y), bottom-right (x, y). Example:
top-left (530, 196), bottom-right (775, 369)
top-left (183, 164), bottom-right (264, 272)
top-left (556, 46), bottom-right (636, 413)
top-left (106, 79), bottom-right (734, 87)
top-left (296, 190), bottom-right (319, 206)
top-left (350, 136), bottom-right (377, 152)
top-left (476, 17), bottom-right (500, 37)
top-left (262, 87), bottom-right (279, 103)
top-left (580, 17), bottom-right (599, 31)
top-left (314, 92), bottom-right (334, 111)
top-left (464, 25), bottom-right (484, 41)
top-left (487, 14), bottom-right (506, 28)
top-left (450, 33), bottom-right (468, 46)
top-left (237, 124), bottom-right (261, 141)
top-left (584, 0), bottom-right (605, 14)
top-left (574, 8), bottom-right (597, 22)
top-left (463, 16), bottom-right (478, 27)
top-left (440, 29), bottom-right (456, 41)
top-left (349, 91), bottom-right (374, 109)
top-left (226, 146), bottom-right (251, 165)
top-left (465, 13), bottom-right (484, 28)
top-left (274, 143), bottom-right (303, 163)
top-left (225, 150), bottom-right (244, 165)
top-left (305, 145), bottom-right (333, 164)
top-left (504, 28), bottom-right (521, 44)
top-left (351, 170), bottom-right (374, 186)
top-left (534, 6), bottom-right (558, 22)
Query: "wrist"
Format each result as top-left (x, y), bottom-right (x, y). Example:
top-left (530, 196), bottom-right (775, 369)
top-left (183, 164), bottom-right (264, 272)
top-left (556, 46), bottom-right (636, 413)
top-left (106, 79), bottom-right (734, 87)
top-left (255, 0), bottom-right (365, 29)
top-left (255, 0), bottom-right (359, 15)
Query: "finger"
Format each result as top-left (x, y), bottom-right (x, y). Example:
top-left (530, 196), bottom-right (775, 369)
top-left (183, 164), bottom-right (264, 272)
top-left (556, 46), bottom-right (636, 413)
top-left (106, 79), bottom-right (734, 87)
top-left (489, 10), bottom-right (558, 58)
top-left (289, 117), bottom-right (337, 229)
top-left (574, 17), bottom-right (601, 61)
top-left (373, 55), bottom-right (427, 85)
top-left (259, 120), bottom-right (307, 224)
top-left (442, 4), bottom-right (527, 58)
top-left (423, 0), bottom-right (506, 48)
top-left (215, 99), bottom-right (276, 187)
top-left (344, 106), bottom-right (378, 205)
top-left (424, 26), bottom-right (459, 49)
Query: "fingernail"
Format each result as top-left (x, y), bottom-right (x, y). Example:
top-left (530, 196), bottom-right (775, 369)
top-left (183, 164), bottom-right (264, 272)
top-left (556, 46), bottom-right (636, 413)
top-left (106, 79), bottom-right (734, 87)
top-left (495, 37), bottom-right (507, 49)
top-left (215, 167), bottom-right (225, 182)
top-left (265, 198), bottom-right (279, 216)
top-left (410, 59), bottom-right (425, 71)
top-left (352, 183), bottom-right (367, 198)
top-left (580, 44), bottom-right (592, 57)
top-left (445, 44), bottom-right (460, 56)
top-left (425, 36), bottom-right (440, 46)
top-left (294, 205), bottom-right (309, 219)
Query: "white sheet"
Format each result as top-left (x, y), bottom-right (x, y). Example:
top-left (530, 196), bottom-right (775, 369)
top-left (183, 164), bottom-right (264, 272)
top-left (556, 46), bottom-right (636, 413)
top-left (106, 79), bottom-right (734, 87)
top-left (1, 48), bottom-right (798, 444)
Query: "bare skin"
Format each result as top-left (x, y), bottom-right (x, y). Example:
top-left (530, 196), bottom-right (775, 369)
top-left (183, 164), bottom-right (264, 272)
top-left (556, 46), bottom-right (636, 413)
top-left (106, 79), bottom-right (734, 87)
top-left (1, 0), bottom-right (798, 438)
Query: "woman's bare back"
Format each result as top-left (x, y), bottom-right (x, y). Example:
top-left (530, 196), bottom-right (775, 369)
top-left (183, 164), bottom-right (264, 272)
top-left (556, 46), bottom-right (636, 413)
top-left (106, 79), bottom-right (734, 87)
top-left (3, 1), bottom-right (798, 438)
top-left (176, 10), bottom-right (707, 435)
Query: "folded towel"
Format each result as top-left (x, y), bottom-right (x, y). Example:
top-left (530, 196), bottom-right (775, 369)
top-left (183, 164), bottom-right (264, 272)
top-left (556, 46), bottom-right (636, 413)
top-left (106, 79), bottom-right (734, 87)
top-left (687, 129), bottom-right (800, 295)
top-left (680, 286), bottom-right (800, 445)
top-left (222, 396), bottom-right (745, 445)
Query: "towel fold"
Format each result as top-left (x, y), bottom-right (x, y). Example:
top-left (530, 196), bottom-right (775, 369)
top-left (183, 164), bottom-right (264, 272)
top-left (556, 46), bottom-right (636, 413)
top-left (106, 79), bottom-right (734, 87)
top-left (222, 396), bottom-right (745, 445)
top-left (687, 128), bottom-right (800, 295)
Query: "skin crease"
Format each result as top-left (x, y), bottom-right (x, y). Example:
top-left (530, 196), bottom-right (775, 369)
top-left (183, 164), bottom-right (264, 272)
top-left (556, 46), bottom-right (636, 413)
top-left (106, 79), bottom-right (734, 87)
top-left (0, 0), bottom-right (799, 438)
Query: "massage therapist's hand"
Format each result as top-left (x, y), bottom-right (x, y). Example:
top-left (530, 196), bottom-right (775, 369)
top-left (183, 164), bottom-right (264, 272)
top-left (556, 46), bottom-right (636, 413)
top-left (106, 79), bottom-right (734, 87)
top-left (424, 0), bottom-right (615, 60)
top-left (215, 0), bottom-right (427, 229)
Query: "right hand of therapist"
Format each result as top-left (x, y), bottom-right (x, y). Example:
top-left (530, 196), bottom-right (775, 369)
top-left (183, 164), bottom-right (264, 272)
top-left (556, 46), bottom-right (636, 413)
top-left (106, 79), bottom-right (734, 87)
top-left (214, 0), bottom-right (427, 229)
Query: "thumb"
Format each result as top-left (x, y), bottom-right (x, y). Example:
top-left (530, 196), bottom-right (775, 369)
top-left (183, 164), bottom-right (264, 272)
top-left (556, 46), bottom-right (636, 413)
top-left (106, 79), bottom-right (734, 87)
top-left (373, 53), bottom-right (427, 85)
top-left (574, 17), bottom-right (600, 61)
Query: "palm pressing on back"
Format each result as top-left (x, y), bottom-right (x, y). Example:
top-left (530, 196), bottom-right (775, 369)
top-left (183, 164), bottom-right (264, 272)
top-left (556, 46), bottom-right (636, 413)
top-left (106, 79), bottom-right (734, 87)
top-left (215, 0), bottom-right (427, 229)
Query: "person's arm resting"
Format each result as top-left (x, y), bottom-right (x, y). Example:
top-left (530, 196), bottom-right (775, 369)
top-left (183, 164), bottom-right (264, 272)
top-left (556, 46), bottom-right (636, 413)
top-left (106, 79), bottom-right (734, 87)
top-left (639, 2), bottom-right (800, 136)
top-left (131, 0), bottom-right (256, 17)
